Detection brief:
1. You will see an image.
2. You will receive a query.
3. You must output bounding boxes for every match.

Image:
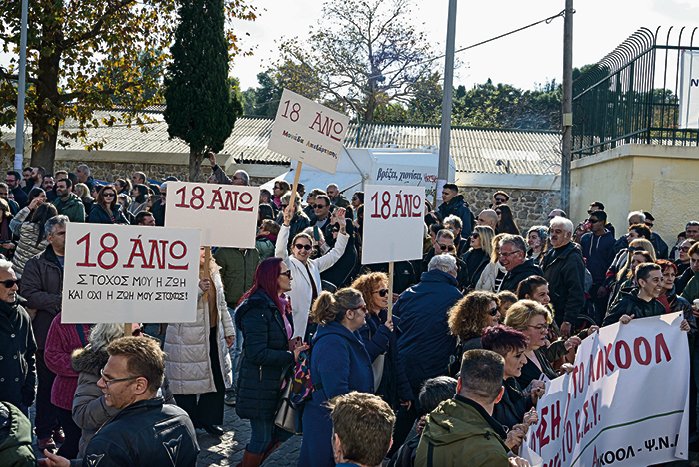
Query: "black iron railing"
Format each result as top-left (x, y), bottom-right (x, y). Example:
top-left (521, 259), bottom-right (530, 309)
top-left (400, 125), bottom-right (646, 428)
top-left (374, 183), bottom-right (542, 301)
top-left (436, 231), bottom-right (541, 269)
top-left (572, 27), bottom-right (699, 158)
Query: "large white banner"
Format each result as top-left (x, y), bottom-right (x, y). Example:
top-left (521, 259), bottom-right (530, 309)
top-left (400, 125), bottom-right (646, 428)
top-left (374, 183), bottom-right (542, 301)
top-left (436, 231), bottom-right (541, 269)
top-left (61, 223), bottom-right (200, 324)
top-left (361, 185), bottom-right (425, 265)
top-left (679, 50), bottom-right (699, 129)
top-left (522, 312), bottom-right (690, 467)
top-left (165, 182), bottom-right (259, 248)
top-left (267, 89), bottom-right (350, 174)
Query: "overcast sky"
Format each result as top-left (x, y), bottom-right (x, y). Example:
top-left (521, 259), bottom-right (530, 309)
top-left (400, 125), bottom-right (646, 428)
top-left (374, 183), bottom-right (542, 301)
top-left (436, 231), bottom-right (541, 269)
top-left (2, 0), bottom-right (698, 93)
top-left (229, 0), bottom-right (699, 92)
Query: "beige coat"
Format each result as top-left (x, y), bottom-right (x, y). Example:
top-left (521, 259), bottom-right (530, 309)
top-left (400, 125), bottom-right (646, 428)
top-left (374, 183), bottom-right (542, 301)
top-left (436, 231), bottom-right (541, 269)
top-left (275, 224), bottom-right (348, 339)
top-left (164, 267), bottom-right (234, 394)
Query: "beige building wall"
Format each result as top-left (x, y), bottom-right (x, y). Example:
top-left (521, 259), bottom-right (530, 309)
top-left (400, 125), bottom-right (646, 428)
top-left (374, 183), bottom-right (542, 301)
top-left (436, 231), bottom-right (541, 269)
top-left (571, 144), bottom-right (699, 246)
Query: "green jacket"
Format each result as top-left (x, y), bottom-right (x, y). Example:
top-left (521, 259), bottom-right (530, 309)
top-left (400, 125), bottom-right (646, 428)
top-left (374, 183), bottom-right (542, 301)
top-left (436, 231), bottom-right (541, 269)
top-left (214, 248), bottom-right (260, 308)
top-left (0, 402), bottom-right (38, 467)
top-left (415, 395), bottom-right (510, 467)
top-left (682, 272), bottom-right (699, 303)
top-left (51, 193), bottom-right (85, 222)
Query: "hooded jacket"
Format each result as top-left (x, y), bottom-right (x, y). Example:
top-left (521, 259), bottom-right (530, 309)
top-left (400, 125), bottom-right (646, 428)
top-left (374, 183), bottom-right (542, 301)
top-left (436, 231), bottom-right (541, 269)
top-left (71, 342), bottom-right (175, 457)
top-left (415, 395), bottom-right (509, 467)
top-left (395, 269), bottom-right (462, 394)
top-left (51, 192), bottom-right (85, 222)
top-left (499, 259), bottom-right (543, 293)
top-left (437, 195), bottom-right (474, 236)
top-left (580, 230), bottom-right (616, 283)
top-left (540, 242), bottom-right (586, 325)
top-left (603, 288), bottom-right (666, 326)
top-left (234, 290), bottom-right (295, 421)
top-left (0, 402), bottom-right (38, 467)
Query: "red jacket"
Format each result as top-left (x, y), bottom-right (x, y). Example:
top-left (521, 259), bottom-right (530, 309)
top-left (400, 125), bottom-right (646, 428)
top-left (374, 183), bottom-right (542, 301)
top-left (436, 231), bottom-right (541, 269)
top-left (44, 312), bottom-right (90, 410)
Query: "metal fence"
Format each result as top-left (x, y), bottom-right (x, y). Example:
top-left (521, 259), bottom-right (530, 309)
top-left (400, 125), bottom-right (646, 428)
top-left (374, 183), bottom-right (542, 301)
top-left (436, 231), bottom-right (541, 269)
top-left (572, 27), bottom-right (699, 158)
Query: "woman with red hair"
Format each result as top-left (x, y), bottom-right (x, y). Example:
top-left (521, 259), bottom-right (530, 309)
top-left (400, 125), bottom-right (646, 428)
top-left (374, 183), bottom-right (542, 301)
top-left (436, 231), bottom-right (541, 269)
top-left (234, 257), bottom-right (307, 467)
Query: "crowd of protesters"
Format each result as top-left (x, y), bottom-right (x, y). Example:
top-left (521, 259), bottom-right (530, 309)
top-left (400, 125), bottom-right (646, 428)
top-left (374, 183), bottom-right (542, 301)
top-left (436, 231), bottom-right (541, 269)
top-left (0, 160), bottom-right (696, 467)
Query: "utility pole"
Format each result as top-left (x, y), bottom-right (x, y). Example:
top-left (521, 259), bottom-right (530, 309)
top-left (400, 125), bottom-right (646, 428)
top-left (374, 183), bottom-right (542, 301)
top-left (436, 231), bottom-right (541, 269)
top-left (436, 0), bottom-right (457, 206)
top-left (13, 0), bottom-right (29, 171)
top-left (561, 0), bottom-right (574, 213)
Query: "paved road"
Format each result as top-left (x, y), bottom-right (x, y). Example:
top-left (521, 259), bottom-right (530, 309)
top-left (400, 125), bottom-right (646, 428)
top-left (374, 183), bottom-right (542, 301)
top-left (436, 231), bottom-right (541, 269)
top-left (32, 404), bottom-right (302, 467)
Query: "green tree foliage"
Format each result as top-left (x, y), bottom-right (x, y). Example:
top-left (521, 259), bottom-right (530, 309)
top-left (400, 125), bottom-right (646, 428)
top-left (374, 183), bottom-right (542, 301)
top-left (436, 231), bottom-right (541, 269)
top-left (0, 0), bottom-right (255, 169)
top-left (274, 0), bottom-right (436, 121)
top-left (164, 0), bottom-right (243, 181)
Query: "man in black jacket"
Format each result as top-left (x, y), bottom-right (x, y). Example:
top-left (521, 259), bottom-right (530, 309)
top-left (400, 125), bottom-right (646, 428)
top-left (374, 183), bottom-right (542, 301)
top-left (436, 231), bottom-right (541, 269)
top-left (0, 260), bottom-right (36, 415)
top-left (5, 171), bottom-right (27, 208)
top-left (437, 184), bottom-right (474, 236)
top-left (43, 337), bottom-right (199, 467)
top-left (540, 216), bottom-right (586, 338)
top-left (498, 235), bottom-right (543, 293)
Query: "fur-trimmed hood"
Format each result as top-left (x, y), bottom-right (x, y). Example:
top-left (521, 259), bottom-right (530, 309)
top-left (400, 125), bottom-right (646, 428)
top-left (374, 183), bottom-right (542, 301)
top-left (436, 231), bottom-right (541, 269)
top-left (71, 345), bottom-right (108, 376)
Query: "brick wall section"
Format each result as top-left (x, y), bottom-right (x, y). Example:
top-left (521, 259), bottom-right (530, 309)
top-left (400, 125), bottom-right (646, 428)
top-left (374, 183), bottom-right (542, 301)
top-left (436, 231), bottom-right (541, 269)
top-left (458, 186), bottom-right (561, 233)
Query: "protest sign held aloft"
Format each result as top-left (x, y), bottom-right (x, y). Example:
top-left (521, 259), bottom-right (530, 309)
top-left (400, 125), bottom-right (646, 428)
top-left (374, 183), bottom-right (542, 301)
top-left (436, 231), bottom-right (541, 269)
top-left (268, 89), bottom-right (350, 175)
top-left (165, 181), bottom-right (259, 248)
top-left (362, 185), bottom-right (425, 265)
top-left (61, 223), bottom-right (200, 324)
top-left (522, 312), bottom-right (690, 467)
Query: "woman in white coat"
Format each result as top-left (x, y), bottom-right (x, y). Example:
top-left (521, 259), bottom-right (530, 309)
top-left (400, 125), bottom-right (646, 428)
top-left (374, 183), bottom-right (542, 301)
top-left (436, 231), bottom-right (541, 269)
top-left (164, 247), bottom-right (235, 436)
top-left (276, 206), bottom-right (349, 340)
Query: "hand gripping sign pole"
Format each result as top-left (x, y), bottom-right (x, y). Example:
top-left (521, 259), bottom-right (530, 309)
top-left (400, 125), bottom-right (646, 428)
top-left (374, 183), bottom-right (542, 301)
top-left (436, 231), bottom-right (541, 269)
top-left (268, 89), bottom-right (350, 212)
top-left (361, 185), bottom-right (426, 320)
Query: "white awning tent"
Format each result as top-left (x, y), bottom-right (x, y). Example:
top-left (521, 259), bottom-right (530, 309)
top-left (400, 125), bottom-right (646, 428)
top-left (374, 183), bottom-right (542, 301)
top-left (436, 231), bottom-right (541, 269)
top-left (261, 147), bottom-right (456, 198)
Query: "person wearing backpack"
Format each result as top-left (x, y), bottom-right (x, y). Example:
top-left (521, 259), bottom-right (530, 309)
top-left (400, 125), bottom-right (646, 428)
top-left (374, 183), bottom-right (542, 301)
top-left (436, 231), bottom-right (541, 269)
top-left (234, 258), bottom-right (307, 467)
top-left (297, 288), bottom-right (373, 467)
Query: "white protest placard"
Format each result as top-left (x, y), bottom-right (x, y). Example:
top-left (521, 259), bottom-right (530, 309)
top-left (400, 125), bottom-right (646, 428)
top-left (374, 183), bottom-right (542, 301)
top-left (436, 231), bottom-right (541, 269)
top-left (522, 312), bottom-right (690, 467)
top-left (268, 89), bottom-right (350, 174)
top-left (679, 50), bottom-right (699, 129)
top-left (165, 182), bottom-right (259, 248)
top-left (361, 185), bottom-right (425, 265)
top-left (61, 223), bottom-right (200, 324)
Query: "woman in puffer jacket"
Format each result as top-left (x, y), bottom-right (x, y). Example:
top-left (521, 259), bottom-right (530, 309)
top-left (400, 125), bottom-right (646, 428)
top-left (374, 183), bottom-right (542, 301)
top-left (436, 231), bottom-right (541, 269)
top-left (164, 247), bottom-right (235, 437)
top-left (71, 323), bottom-right (174, 457)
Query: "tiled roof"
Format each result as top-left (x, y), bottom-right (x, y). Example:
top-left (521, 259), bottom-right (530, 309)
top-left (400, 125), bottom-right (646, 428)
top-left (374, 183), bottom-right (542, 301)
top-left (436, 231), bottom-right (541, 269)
top-left (3, 113), bottom-right (562, 175)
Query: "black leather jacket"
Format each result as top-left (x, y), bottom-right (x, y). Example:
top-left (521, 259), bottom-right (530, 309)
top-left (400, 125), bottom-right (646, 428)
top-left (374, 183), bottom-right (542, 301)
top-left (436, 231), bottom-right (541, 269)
top-left (70, 397), bottom-right (199, 467)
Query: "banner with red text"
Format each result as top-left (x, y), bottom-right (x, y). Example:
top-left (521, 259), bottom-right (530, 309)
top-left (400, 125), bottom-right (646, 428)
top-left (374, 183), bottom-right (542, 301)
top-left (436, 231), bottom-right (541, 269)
top-left (165, 182), bottom-right (259, 248)
top-left (522, 312), bottom-right (690, 467)
top-left (361, 185), bottom-right (425, 264)
top-left (61, 223), bottom-right (200, 324)
top-left (268, 89), bottom-right (350, 174)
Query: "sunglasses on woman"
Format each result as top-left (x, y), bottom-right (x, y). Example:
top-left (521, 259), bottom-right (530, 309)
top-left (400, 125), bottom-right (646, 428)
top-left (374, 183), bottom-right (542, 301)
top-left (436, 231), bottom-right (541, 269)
top-left (280, 270), bottom-right (292, 279)
top-left (294, 243), bottom-right (312, 251)
top-left (471, 232), bottom-right (479, 239)
top-left (489, 307), bottom-right (499, 316)
top-left (374, 289), bottom-right (389, 297)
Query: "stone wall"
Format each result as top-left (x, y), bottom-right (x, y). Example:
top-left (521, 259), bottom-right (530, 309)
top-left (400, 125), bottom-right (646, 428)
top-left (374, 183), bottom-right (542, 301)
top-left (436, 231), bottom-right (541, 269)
top-left (458, 186), bottom-right (561, 233)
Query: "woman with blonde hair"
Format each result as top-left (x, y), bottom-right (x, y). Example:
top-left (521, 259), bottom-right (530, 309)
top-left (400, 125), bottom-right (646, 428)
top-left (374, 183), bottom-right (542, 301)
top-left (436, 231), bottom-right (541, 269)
top-left (461, 225), bottom-right (495, 290)
top-left (447, 291), bottom-right (501, 351)
top-left (505, 300), bottom-right (580, 390)
top-left (298, 288), bottom-right (373, 467)
top-left (351, 272), bottom-right (412, 411)
top-left (164, 247), bottom-right (235, 436)
top-left (475, 233), bottom-right (508, 292)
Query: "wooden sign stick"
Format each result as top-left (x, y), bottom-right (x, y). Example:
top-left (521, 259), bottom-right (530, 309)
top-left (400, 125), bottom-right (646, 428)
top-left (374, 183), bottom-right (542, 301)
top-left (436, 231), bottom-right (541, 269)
top-left (288, 160), bottom-right (303, 211)
top-left (387, 262), bottom-right (395, 320)
top-left (124, 323), bottom-right (132, 337)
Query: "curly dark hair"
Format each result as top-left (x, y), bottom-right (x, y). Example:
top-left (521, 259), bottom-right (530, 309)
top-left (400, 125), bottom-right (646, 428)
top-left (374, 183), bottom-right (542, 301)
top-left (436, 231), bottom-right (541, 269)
top-left (447, 291), bottom-right (499, 340)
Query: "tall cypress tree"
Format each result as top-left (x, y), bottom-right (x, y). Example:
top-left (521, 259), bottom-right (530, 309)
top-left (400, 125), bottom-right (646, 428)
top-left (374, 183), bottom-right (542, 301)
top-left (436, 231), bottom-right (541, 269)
top-left (164, 0), bottom-right (241, 181)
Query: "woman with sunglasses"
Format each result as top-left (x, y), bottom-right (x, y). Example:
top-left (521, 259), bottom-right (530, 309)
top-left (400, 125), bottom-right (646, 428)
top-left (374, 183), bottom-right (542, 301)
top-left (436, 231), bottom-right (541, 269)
top-left (351, 273), bottom-right (413, 410)
top-left (461, 226), bottom-right (495, 290)
top-left (447, 291), bottom-right (501, 353)
top-left (276, 206), bottom-right (349, 340)
top-left (87, 184), bottom-right (129, 224)
top-left (163, 247), bottom-right (235, 437)
top-left (234, 258), bottom-right (304, 466)
top-left (495, 204), bottom-right (520, 236)
top-left (674, 238), bottom-right (696, 277)
top-left (298, 288), bottom-right (373, 467)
